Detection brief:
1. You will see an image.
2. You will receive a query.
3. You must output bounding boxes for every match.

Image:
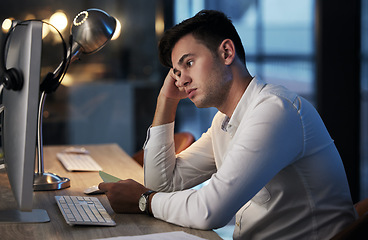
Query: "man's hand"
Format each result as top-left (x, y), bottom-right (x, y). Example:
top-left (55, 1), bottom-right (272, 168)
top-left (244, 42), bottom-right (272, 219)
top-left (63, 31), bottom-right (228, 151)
top-left (160, 69), bottom-right (188, 100)
top-left (151, 69), bottom-right (188, 127)
top-left (98, 179), bottom-right (150, 213)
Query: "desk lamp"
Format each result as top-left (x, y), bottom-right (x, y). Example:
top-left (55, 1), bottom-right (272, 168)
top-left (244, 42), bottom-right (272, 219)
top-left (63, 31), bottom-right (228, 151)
top-left (33, 9), bottom-right (117, 190)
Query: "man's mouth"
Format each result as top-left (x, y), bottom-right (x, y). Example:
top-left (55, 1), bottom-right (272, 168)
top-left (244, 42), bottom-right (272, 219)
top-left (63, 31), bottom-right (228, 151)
top-left (186, 88), bottom-right (196, 98)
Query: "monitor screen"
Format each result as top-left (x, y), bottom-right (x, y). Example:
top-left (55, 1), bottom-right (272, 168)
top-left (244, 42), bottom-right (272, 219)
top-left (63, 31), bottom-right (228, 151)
top-left (0, 20), bottom-right (49, 222)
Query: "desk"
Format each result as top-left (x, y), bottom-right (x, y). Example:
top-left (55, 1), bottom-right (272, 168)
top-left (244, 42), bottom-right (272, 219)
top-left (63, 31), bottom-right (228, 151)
top-left (0, 144), bottom-right (221, 240)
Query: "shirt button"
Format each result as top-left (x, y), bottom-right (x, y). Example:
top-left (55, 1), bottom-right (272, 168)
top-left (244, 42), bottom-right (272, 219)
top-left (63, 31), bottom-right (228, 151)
top-left (236, 222), bottom-right (240, 227)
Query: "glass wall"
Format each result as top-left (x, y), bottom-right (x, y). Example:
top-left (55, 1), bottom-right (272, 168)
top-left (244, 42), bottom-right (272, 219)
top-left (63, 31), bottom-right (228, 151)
top-left (174, 0), bottom-right (316, 139)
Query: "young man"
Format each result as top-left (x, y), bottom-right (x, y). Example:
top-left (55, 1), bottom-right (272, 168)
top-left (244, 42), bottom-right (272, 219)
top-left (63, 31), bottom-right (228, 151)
top-left (99, 10), bottom-right (357, 239)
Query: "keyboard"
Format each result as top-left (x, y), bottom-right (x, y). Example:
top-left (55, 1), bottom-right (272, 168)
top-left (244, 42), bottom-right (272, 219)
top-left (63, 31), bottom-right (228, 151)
top-left (55, 196), bottom-right (116, 226)
top-left (57, 152), bottom-right (103, 171)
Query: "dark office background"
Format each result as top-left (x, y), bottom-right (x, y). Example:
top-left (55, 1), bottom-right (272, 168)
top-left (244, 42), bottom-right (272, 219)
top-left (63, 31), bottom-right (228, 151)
top-left (0, 0), bottom-right (366, 204)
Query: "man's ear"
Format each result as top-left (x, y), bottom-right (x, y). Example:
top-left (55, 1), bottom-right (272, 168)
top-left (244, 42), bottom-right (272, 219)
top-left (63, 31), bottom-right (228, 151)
top-left (219, 39), bottom-right (236, 65)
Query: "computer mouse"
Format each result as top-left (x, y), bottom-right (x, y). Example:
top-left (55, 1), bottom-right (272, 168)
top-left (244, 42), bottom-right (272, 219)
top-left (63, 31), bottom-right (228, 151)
top-left (84, 185), bottom-right (105, 195)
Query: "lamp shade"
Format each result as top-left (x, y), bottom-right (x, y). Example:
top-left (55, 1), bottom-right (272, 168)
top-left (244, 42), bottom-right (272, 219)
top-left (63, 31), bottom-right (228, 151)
top-left (70, 8), bottom-right (116, 61)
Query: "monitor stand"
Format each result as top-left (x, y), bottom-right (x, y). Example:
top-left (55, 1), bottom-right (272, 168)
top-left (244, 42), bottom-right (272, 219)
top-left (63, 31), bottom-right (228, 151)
top-left (33, 91), bottom-right (70, 191)
top-left (0, 209), bottom-right (50, 223)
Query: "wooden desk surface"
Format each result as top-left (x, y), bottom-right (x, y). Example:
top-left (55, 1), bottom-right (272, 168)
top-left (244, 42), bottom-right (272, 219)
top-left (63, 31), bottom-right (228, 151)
top-left (0, 144), bottom-right (221, 240)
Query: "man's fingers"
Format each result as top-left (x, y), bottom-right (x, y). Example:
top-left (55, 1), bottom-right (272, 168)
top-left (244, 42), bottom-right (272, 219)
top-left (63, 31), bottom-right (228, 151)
top-left (98, 182), bottom-right (113, 192)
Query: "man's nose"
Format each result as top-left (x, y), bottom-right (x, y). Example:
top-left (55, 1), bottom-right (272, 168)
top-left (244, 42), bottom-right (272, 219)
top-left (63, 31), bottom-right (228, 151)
top-left (176, 74), bottom-right (191, 87)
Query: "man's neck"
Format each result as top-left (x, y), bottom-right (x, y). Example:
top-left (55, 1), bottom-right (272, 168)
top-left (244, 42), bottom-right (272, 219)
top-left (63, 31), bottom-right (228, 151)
top-left (218, 66), bottom-right (253, 118)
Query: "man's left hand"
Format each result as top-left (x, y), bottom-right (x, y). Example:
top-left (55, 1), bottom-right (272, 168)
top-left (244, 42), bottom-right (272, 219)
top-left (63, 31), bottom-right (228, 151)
top-left (98, 179), bottom-right (149, 213)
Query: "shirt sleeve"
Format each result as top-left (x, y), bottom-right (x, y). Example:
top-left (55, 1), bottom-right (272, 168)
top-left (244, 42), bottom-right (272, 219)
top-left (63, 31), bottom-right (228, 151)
top-left (143, 122), bottom-right (217, 192)
top-left (150, 94), bottom-right (304, 230)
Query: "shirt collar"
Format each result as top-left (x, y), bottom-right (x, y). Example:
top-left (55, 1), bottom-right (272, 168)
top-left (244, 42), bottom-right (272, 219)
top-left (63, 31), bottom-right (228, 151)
top-left (221, 77), bottom-right (267, 136)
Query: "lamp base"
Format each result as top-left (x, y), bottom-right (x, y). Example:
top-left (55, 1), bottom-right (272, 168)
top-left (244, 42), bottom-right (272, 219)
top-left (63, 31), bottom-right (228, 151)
top-left (33, 172), bottom-right (70, 191)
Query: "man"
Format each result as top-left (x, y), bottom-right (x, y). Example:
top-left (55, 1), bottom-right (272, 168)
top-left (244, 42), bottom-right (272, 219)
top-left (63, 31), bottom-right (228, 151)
top-left (99, 10), bottom-right (357, 239)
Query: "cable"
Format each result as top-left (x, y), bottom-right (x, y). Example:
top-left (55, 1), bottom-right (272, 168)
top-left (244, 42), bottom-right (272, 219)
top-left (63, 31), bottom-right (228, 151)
top-left (2, 19), bottom-right (69, 93)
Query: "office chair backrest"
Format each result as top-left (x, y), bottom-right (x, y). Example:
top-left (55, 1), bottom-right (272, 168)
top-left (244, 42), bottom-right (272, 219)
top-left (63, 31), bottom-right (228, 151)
top-left (132, 132), bottom-right (195, 167)
top-left (172, 132), bottom-right (195, 154)
top-left (354, 197), bottom-right (368, 217)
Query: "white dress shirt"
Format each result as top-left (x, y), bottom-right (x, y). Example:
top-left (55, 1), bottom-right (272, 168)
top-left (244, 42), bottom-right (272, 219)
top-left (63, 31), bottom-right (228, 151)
top-left (143, 77), bottom-right (357, 239)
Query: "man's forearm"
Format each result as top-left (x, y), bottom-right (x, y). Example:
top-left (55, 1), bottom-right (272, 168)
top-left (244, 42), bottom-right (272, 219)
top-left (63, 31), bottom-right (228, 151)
top-left (152, 93), bottom-right (180, 127)
top-left (145, 92), bottom-right (181, 191)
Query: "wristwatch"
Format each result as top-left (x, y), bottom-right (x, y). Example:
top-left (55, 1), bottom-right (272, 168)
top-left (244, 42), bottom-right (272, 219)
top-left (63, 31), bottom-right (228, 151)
top-left (139, 190), bottom-right (155, 215)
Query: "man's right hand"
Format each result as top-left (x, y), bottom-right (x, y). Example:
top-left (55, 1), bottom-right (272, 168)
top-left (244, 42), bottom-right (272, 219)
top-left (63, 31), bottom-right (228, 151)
top-left (151, 69), bottom-right (187, 127)
top-left (160, 69), bottom-right (188, 100)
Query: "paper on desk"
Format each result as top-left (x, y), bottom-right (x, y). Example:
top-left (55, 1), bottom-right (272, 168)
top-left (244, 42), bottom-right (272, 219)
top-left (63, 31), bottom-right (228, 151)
top-left (95, 231), bottom-right (206, 240)
top-left (99, 170), bottom-right (122, 183)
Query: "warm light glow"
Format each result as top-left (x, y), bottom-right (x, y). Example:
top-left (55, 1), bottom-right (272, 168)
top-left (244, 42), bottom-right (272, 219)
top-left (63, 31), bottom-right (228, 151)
top-left (155, 15), bottom-right (164, 36)
top-left (42, 19), bottom-right (50, 39)
top-left (60, 73), bottom-right (73, 87)
top-left (24, 14), bottom-right (36, 20)
top-left (2, 18), bottom-right (13, 33)
top-left (111, 17), bottom-right (121, 40)
top-left (50, 11), bottom-right (68, 32)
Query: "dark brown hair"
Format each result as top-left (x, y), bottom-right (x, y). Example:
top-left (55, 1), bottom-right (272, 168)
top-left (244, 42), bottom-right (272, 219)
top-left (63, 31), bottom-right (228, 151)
top-left (158, 10), bottom-right (246, 68)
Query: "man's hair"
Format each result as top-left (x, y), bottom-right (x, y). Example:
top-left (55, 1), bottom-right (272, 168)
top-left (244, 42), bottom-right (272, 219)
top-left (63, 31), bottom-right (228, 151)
top-left (158, 10), bottom-right (246, 68)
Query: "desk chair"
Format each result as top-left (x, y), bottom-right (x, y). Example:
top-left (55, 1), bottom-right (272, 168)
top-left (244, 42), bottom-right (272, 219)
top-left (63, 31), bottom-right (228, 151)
top-left (331, 197), bottom-right (368, 239)
top-left (354, 197), bottom-right (368, 217)
top-left (132, 132), bottom-right (195, 167)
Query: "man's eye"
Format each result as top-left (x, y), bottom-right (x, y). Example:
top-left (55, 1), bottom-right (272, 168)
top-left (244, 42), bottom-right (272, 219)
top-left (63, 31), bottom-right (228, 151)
top-left (187, 60), bottom-right (193, 67)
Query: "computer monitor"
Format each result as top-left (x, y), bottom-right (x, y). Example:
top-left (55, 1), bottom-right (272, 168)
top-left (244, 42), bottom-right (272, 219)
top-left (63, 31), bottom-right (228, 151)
top-left (0, 21), bottom-right (49, 222)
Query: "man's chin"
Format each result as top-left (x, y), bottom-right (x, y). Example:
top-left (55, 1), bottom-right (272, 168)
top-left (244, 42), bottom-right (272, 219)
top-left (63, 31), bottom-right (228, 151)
top-left (193, 101), bottom-right (211, 109)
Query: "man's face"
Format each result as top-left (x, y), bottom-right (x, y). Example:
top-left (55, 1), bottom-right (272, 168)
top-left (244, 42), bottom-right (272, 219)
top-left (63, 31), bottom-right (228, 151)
top-left (171, 34), bottom-right (232, 109)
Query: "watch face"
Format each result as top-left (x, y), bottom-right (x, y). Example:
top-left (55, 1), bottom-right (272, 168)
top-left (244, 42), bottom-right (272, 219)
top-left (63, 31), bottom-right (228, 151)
top-left (139, 195), bottom-right (146, 212)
